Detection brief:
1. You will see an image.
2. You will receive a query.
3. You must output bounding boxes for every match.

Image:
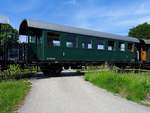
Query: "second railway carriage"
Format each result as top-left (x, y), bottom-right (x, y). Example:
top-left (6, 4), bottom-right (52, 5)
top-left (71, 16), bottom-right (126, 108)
top-left (19, 19), bottom-right (140, 75)
top-left (139, 39), bottom-right (150, 64)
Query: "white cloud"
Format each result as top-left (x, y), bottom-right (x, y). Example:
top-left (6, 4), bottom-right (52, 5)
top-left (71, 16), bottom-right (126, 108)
top-left (0, 16), bottom-right (10, 24)
top-left (117, 16), bottom-right (150, 27)
top-left (67, 0), bottom-right (150, 35)
top-left (4, 0), bottom-right (150, 36)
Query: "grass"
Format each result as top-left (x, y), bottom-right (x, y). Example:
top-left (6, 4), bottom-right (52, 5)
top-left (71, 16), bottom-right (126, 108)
top-left (85, 70), bottom-right (150, 104)
top-left (0, 80), bottom-right (31, 113)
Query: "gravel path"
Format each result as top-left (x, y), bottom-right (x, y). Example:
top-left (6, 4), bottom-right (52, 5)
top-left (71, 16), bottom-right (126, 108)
top-left (18, 73), bottom-right (150, 113)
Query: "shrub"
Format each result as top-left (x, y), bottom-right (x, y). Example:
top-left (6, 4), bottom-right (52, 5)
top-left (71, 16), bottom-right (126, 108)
top-left (0, 64), bottom-right (37, 80)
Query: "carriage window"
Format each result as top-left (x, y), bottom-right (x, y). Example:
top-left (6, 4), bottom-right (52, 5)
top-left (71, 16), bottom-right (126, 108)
top-left (108, 41), bottom-right (114, 51)
top-left (128, 43), bottom-right (134, 52)
top-left (29, 36), bottom-right (36, 43)
top-left (53, 40), bottom-right (60, 47)
top-left (47, 33), bottom-right (60, 47)
top-left (48, 38), bottom-right (61, 47)
top-left (141, 45), bottom-right (146, 51)
top-left (88, 43), bottom-right (92, 49)
top-left (97, 44), bottom-right (104, 50)
top-left (66, 42), bottom-right (73, 48)
top-left (8, 48), bottom-right (18, 59)
top-left (37, 36), bottom-right (42, 44)
top-left (82, 43), bottom-right (85, 48)
top-left (119, 42), bottom-right (125, 51)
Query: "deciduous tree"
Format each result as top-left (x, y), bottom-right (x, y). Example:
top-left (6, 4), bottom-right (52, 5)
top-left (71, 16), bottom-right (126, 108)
top-left (128, 22), bottom-right (150, 39)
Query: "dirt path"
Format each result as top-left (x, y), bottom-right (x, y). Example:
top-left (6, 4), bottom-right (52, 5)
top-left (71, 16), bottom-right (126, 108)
top-left (18, 73), bottom-right (150, 113)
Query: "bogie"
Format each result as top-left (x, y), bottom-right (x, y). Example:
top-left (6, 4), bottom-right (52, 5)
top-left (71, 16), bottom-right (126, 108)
top-left (40, 63), bottom-right (62, 76)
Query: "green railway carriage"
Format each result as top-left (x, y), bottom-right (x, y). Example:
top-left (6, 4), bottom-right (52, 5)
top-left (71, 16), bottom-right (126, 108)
top-left (19, 19), bottom-right (139, 74)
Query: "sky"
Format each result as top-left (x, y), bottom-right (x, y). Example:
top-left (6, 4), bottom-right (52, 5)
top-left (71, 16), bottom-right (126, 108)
top-left (1, 0), bottom-right (150, 36)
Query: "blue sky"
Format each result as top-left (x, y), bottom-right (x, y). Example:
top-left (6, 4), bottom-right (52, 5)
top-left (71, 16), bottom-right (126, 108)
top-left (1, 0), bottom-right (150, 36)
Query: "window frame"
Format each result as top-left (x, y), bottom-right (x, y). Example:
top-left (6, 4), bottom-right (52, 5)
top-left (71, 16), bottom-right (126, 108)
top-left (119, 42), bottom-right (126, 52)
top-left (97, 40), bottom-right (105, 50)
top-left (97, 44), bottom-right (105, 50)
top-left (47, 32), bottom-right (60, 47)
top-left (81, 42), bottom-right (86, 49)
top-left (108, 40), bottom-right (115, 51)
top-left (66, 41), bottom-right (74, 48)
top-left (52, 40), bottom-right (61, 47)
top-left (87, 43), bottom-right (92, 49)
top-left (128, 43), bottom-right (134, 52)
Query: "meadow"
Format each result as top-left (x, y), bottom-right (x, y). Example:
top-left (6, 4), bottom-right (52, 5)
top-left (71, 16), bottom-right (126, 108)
top-left (85, 70), bottom-right (150, 105)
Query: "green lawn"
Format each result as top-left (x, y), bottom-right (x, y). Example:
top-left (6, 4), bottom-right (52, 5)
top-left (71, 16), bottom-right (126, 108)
top-left (0, 80), bottom-right (31, 113)
top-left (85, 70), bottom-right (150, 104)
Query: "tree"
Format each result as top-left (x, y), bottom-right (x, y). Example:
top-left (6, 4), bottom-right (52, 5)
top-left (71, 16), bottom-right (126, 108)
top-left (128, 22), bottom-right (150, 39)
top-left (0, 23), bottom-right (19, 58)
top-left (0, 24), bottom-right (19, 44)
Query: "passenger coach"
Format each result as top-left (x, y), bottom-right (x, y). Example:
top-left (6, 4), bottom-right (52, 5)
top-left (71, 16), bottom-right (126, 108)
top-left (19, 19), bottom-right (150, 75)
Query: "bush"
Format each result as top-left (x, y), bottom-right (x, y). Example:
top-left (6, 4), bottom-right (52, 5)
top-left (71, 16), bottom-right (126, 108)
top-left (8, 64), bottom-right (22, 79)
top-left (0, 64), bottom-right (37, 80)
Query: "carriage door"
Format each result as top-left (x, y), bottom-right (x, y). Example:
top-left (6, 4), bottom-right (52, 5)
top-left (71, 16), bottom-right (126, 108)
top-left (140, 45), bottom-right (147, 62)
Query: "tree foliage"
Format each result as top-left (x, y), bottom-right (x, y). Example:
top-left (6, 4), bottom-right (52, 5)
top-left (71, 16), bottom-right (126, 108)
top-left (0, 24), bottom-right (18, 44)
top-left (0, 24), bottom-right (19, 55)
top-left (128, 22), bottom-right (150, 39)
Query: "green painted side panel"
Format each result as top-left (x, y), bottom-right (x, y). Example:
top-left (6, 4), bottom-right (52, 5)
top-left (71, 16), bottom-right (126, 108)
top-left (45, 47), bottom-right (135, 62)
top-left (28, 43), bottom-right (37, 60)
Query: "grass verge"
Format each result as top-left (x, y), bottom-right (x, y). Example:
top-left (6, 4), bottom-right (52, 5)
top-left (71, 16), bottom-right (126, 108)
top-left (85, 70), bottom-right (150, 104)
top-left (0, 80), bottom-right (31, 113)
